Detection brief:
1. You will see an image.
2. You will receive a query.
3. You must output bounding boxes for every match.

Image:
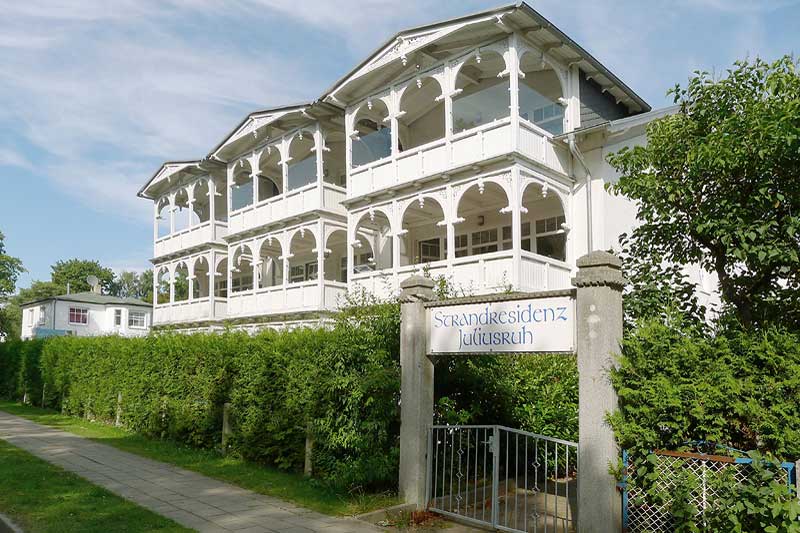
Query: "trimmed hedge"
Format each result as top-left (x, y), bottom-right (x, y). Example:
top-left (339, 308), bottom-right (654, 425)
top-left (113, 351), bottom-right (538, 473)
top-left (0, 304), bottom-right (578, 490)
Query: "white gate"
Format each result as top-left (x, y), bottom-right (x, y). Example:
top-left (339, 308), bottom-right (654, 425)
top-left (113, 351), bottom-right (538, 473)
top-left (427, 425), bottom-right (578, 532)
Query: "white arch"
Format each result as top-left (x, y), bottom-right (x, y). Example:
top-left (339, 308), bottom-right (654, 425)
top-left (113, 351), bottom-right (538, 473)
top-left (517, 45), bottom-right (569, 100)
top-left (350, 206), bottom-right (395, 242)
top-left (453, 176), bottom-right (513, 213)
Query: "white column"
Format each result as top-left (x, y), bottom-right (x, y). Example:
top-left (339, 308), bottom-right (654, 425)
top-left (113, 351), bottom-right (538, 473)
top-left (344, 110), bottom-right (353, 197)
top-left (208, 178), bottom-right (217, 240)
top-left (152, 266), bottom-right (158, 307)
top-left (347, 215), bottom-right (355, 284)
top-left (281, 139), bottom-right (289, 194)
top-left (153, 201), bottom-right (159, 243)
top-left (226, 165), bottom-right (234, 216)
top-left (390, 88), bottom-right (400, 157)
top-left (168, 195), bottom-right (176, 235)
top-left (509, 34), bottom-right (521, 151)
top-left (169, 266), bottom-right (175, 303)
top-left (446, 185), bottom-right (455, 272)
top-left (317, 220), bottom-right (325, 308)
top-left (208, 250), bottom-right (216, 319)
top-left (315, 124), bottom-right (325, 208)
top-left (186, 185), bottom-right (195, 229)
top-left (511, 167), bottom-right (522, 289)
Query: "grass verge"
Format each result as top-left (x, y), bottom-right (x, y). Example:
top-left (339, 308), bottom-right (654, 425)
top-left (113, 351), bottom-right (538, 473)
top-left (0, 401), bottom-right (396, 517)
top-left (0, 439), bottom-right (189, 533)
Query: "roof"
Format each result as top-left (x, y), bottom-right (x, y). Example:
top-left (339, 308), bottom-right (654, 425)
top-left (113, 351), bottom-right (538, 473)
top-left (321, 2), bottom-right (650, 112)
top-left (22, 292), bottom-right (151, 308)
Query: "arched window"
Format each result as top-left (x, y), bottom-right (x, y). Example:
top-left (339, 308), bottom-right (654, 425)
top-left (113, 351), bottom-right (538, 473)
top-left (257, 148), bottom-right (282, 202)
top-left (231, 161), bottom-right (254, 211)
top-left (519, 52), bottom-right (565, 135)
top-left (324, 230), bottom-right (348, 282)
top-left (156, 198), bottom-right (171, 238)
top-left (192, 257), bottom-right (210, 298)
top-left (453, 51), bottom-right (509, 133)
top-left (173, 262), bottom-right (189, 301)
top-left (174, 189), bottom-right (191, 231)
top-left (521, 183), bottom-right (567, 261)
top-left (231, 247), bottom-right (253, 293)
top-left (400, 198), bottom-right (446, 266)
top-left (215, 258), bottom-right (228, 298)
top-left (192, 181), bottom-right (210, 225)
top-left (322, 131), bottom-right (346, 187)
top-left (455, 182), bottom-right (512, 258)
top-left (287, 133), bottom-right (316, 191)
top-left (288, 231), bottom-right (317, 283)
top-left (156, 268), bottom-right (170, 304)
top-left (353, 212), bottom-right (393, 273)
top-left (398, 77), bottom-right (444, 151)
top-left (352, 100), bottom-right (391, 166)
top-left (258, 238), bottom-right (283, 288)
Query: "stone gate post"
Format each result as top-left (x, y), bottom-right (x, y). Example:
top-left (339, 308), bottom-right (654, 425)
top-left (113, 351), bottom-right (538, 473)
top-left (572, 251), bottom-right (625, 532)
top-left (398, 275), bottom-right (436, 509)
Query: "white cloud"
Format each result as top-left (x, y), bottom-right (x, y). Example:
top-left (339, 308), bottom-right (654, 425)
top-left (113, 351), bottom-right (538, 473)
top-left (0, 148), bottom-right (32, 170)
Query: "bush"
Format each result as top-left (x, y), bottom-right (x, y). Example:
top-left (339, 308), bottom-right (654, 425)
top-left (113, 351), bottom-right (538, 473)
top-left (0, 294), bottom-right (578, 491)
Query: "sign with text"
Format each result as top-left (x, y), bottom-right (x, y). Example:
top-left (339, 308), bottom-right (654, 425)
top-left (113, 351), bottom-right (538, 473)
top-left (427, 296), bottom-right (575, 354)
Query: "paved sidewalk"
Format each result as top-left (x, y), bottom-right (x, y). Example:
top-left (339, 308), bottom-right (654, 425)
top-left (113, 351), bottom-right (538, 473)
top-left (0, 411), bottom-right (380, 533)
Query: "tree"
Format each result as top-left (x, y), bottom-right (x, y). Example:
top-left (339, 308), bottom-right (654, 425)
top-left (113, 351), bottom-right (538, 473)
top-left (109, 270), bottom-right (153, 303)
top-left (0, 231), bottom-right (25, 339)
top-left (50, 259), bottom-right (115, 294)
top-left (608, 56), bottom-right (800, 329)
top-left (0, 231), bottom-right (24, 299)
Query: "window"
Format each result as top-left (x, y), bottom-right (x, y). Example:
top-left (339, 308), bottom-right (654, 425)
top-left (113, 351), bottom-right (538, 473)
top-left (417, 238), bottom-right (441, 263)
top-left (535, 215), bottom-right (567, 261)
top-left (69, 307), bottom-right (88, 325)
top-left (128, 311), bottom-right (146, 329)
top-left (289, 262), bottom-right (317, 283)
top-left (471, 228), bottom-right (498, 255)
top-left (114, 309), bottom-right (122, 327)
top-left (342, 253), bottom-right (373, 279)
top-left (305, 262), bottom-right (318, 281)
top-left (501, 223), bottom-right (532, 252)
top-left (230, 274), bottom-right (252, 293)
top-left (38, 306), bottom-right (46, 326)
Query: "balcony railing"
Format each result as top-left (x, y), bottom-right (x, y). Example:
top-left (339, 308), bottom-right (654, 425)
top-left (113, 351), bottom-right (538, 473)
top-left (226, 280), bottom-right (348, 319)
top-left (350, 249), bottom-right (572, 300)
top-left (228, 182), bottom-right (346, 235)
top-left (152, 297), bottom-right (227, 325)
top-left (154, 220), bottom-right (227, 258)
top-left (349, 118), bottom-right (572, 199)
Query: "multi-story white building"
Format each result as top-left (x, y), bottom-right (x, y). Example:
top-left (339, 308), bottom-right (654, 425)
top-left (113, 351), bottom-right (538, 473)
top-left (139, 3), bottom-right (716, 331)
top-left (20, 292), bottom-right (151, 340)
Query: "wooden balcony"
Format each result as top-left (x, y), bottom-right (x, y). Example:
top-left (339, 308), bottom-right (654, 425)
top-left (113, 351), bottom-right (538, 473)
top-left (154, 220), bottom-right (227, 258)
top-left (226, 280), bottom-right (348, 319)
top-left (152, 297), bottom-right (227, 325)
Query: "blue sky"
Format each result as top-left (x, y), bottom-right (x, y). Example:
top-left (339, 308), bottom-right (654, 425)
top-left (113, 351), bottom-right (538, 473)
top-left (0, 0), bottom-right (797, 290)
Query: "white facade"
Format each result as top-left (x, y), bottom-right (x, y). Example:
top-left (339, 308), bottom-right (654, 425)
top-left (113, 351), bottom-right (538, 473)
top-left (20, 294), bottom-right (151, 340)
top-left (138, 3), bottom-right (716, 330)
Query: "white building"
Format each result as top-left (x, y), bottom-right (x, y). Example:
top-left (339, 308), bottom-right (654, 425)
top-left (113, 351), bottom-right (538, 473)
top-left (139, 3), bottom-right (716, 331)
top-left (20, 292), bottom-right (152, 340)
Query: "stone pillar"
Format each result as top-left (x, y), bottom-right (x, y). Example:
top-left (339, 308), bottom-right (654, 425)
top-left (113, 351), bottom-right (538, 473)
top-left (572, 251), bottom-right (625, 533)
top-left (398, 275), bottom-right (435, 509)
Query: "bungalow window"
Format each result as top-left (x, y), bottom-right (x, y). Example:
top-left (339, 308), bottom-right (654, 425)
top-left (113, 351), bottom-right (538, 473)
top-left (114, 309), bottom-right (122, 327)
top-left (68, 307), bottom-right (88, 325)
top-left (128, 311), bottom-right (146, 329)
top-left (38, 306), bottom-right (46, 326)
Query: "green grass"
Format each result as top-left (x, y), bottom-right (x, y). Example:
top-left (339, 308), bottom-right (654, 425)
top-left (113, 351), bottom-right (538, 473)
top-left (0, 439), bottom-right (190, 533)
top-left (0, 401), bottom-right (397, 517)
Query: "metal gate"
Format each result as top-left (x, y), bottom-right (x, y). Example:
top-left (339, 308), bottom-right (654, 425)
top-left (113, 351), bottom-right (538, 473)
top-left (426, 425), bottom-right (578, 532)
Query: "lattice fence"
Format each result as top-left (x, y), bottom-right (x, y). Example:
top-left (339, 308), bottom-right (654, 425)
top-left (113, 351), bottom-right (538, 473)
top-left (622, 450), bottom-right (796, 533)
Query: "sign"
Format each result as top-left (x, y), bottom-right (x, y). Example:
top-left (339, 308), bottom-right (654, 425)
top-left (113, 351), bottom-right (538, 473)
top-left (427, 296), bottom-right (575, 354)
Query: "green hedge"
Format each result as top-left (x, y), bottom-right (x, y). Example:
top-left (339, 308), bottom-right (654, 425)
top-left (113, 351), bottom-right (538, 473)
top-left (0, 303), bottom-right (578, 491)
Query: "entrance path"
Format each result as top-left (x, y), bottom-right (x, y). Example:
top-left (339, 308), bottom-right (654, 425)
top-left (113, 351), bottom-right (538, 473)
top-left (0, 411), bottom-right (379, 533)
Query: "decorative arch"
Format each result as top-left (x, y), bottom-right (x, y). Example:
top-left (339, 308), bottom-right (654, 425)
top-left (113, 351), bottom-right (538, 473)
top-left (257, 235), bottom-right (284, 288)
top-left (324, 229), bottom-right (348, 282)
top-left (288, 228), bottom-right (318, 283)
top-left (231, 159), bottom-right (254, 211)
top-left (353, 209), bottom-right (393, 272)
top-left (156, 266), bottom-right (171, 304)
top-left (520, 179), bottom-right (569, 262)
top-left (191, 256), bottom-right (210, 298)
top-left (192, 180), bottom-right (210, 225)
top-left (399, 195), bottom-right (447, 267)
top-left (287, 131), bottom-right (317, 191)
top-left (518, 47), bottom-right (567, 135)
top-left (214, 257), bottom-right (228, 298)
top-left (256, 146), bottom-right (283, 201)
top-left (156, 197), bottom-right (171, 238)
top-left (455, 179), bottom-right (512, 259)
top-left (452, 48), bottom-right (510, 133)
top-left (173, 261), bottom-right (189, 301)
top-left (322, 130), bottom-right (346, 187)
top-left (351, 97), bottom-right (392, 167)
top-left (231, 243), bottom-right (254, 293)
top-left (398, 75), bottom-right (445, 151)
top-left (350, 206), bottom-right (396, 243)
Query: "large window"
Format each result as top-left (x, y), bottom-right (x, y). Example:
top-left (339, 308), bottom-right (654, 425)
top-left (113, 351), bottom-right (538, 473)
top-left (69, 307), bottom-right (88, 325)
top-left (417, 238), bottom-right (441, 263)
top-left (471, 228), bottom-right (499, 255)
top-left (535, 215), bottom-right (567, 261)
top-left (128, 311), bottom-right (146, 329)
